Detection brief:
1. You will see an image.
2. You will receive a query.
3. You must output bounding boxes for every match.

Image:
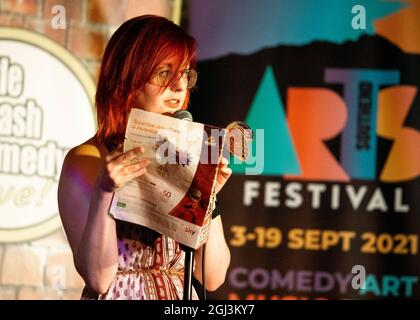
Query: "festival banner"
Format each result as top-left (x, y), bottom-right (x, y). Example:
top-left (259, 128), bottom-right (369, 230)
top-left (189, 0), bottom-right (420, 299)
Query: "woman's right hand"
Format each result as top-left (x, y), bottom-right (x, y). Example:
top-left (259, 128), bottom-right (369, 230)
top-left (98, 146), bottom-right (150, 192)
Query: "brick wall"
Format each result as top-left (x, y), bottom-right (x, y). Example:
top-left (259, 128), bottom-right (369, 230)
top-left (0, 0), bottom-right (175, 300)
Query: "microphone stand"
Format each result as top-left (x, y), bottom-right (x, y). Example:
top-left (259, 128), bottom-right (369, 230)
top-left (180, 244), bottom-right (194, 300)
top-left (173, 111), bottom-right (195, 299)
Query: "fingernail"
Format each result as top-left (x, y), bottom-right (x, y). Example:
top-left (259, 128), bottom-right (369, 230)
top-left (128, 164), bottom-right (140, 173)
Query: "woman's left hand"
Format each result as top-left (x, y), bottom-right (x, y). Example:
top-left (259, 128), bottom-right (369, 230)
top-left (214, 157), bottom-right (232, 194)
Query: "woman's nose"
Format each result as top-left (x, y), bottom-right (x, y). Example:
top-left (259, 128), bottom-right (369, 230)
top-left (170, 74), bottom-right (188, 92)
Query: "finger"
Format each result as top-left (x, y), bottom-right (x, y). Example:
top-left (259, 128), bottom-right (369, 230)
top-left (119, 147), bottom-right (145, 162)
top-left (105, 148), bottom-right (123, 162)
top-left (109, 147), bottom-right (145, 167)
top-left (108, 156), bottom-right (148, 180)
top-left (117, 159), bottom-right (150, 176)
top-left (218, 157), bottom-right (229, 167)
top-left (120, 154), bottom-right (149, 167)
top-left (131, 167), bottom-right (148, 179)
top-left (221, 157), bottom-right (229, 165)
top-left (220, 166), bottom-right (232, 177)
top-left (117, 167), bottom-right (148, 186)
top-left (218, 162), bottom-right (230, 173)
top-left (117, 146), bottom-right (144, 160)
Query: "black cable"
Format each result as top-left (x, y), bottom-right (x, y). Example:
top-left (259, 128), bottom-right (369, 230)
top-left (202, 243), bottom-right (206, 300)
top-left (199, 199), bottom-right (220, 300)
top-left (181, 244), bottom-right (194, 300)
top-left (202, 199), bottom-right (221, 300)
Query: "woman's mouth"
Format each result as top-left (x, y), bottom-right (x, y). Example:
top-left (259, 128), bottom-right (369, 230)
top-left (164, 99), bottom-right (180, 107)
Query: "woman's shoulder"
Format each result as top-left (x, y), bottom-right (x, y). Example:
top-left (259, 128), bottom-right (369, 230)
top-left (60, 135), bottom-right (106, 183)
top-left (65, 136), bottom-right (105, 162)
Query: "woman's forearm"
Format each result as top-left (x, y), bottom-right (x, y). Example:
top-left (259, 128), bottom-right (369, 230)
top-left (75, 186), bottom-right (118, 293)
top-left (194, 216), bottom-right (231, 291)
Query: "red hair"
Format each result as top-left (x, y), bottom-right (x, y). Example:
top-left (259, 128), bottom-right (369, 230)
top-left (95, 15), bottom-right (197, 146)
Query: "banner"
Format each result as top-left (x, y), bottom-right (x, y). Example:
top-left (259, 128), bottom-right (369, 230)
top-left (189, 0), bottom-right (420, 299)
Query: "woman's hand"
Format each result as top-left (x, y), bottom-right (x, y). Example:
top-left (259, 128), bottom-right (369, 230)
top-left (214, 157), bottom-right (232, 194)
top-left (98, 146), bottom-right (150, 192)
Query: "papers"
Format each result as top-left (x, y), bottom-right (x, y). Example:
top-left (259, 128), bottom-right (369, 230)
top-left (109, 108), bottom-right (227, 249)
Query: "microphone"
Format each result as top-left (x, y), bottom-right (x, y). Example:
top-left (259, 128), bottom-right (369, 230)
top-left (173, 110), bottom-right (193, 122)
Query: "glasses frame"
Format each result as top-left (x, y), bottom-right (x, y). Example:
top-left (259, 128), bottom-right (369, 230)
top-left (154, 68), bottom-right (198, 89)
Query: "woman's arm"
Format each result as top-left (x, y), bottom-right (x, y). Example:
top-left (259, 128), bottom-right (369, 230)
top-left (58, 142), bottom-right (148, 293)
top-left (193, 216), bottom-right (231, 291)
top-left (72, 184), bottom-right (119, 294)
top-left (193, 156), bottom-right (232, 291)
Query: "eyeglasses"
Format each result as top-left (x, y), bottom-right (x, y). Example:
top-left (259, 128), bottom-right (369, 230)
top-left (153, 68), bottom-right (198, 89)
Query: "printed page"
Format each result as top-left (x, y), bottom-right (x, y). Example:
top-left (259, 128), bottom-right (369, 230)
top-left (109, 108), bottom-right (225, 248)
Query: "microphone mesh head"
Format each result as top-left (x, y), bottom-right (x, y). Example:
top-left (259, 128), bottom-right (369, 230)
top-left (173, 110), bottom-right (193, 121)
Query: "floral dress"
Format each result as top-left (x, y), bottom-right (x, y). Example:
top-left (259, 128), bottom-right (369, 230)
top-left (81, 220), bottom-right (198, 300)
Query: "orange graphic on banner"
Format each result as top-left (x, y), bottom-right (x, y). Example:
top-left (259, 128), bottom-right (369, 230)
top-left (285, 88), bottom-right (349, 181)
top-left (374, 0), bottom-right (420, 55)
top-left (378, 86), bottom-right (420, 181)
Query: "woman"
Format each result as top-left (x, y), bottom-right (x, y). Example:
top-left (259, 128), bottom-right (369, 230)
top-left (58, 15), bottom-right (231, 300)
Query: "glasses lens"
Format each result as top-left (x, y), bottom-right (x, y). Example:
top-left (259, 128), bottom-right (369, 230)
top-left (156, 69), bottom-right (197, 89)
top-left (157, 70), bottom-right (171, 86)
top-left (186, 69), bottom-right (197, 89)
